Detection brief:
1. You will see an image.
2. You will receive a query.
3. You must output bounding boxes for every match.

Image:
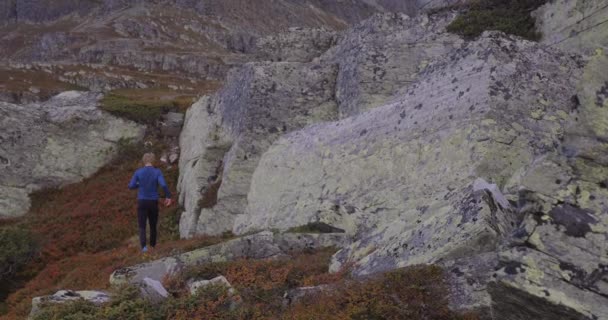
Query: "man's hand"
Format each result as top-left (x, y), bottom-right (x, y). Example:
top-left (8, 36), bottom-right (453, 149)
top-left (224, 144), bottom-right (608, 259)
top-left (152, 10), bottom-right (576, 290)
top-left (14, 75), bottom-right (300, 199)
top-left (164, 198), bottom-right (173, 207)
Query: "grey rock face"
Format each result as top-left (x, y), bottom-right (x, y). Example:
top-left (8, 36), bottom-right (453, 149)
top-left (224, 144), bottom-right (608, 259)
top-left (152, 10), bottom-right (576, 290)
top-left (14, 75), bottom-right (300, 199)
top-left (177, 62), bottom-right (338, 237)
top-left (533, 0), bottom-right (608, 56)
top-left (177, 12), bottom-right (462, 238)
top-left (239, 33), bottom-right (576, 273)
top-left (29, 290), bottom-right (110, 319)
top-left (488, 50), bottom-right (608, 320)
top-left (320, 12), bottom-right (461, 118)
top-left (0, 91), bottom-right (144, 218)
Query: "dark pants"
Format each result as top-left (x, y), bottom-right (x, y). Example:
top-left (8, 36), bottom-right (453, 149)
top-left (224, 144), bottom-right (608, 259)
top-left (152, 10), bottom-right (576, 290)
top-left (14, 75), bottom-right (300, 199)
top-left (137, 200), bottom-right (159, 249)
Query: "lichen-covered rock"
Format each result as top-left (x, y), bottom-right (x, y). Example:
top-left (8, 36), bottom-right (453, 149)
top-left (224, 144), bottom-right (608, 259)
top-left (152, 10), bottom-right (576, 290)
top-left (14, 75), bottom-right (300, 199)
top-left (29, 290), bottom-right (110, 319)
top-left (488, 50), bottom-right (608, 320)
top-left (0, 91), bottom-right (144, 218)
top-left (177, 62), bottom-right (338, 237)
top-left (238, 33), bottom-right (580, 276)
top-left (533, 0), bottom-right (608, 56)
top-left (233, 30), bottom-right (608, 317)
top-left (177, 12), bottom-right (464, 239)
top-left (321, 12), bottom-right (462, 118)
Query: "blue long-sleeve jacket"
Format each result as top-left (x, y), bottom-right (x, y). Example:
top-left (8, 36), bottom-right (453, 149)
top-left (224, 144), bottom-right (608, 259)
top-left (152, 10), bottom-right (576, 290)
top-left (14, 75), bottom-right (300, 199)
top-left (128, 166), bottom-right (172, 200)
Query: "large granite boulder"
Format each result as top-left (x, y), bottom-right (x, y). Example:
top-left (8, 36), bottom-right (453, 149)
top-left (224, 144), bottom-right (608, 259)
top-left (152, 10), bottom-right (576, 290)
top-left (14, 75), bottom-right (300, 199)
top-left (177, 12), bottom-right (462, 238)
top-left (233, 32), bottom-right (608, 316)
top-left (236, 32), bottom-right (578, 268)
top-left (177, 62), bottom-right (338, 237)
top-left (533, 0), bottom-right (608, 56)
top-left (0, 91), bottom-right (144, 218)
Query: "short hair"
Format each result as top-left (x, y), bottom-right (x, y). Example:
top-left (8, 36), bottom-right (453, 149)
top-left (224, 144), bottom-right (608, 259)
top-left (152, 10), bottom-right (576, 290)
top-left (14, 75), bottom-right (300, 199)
top-left (142, 153), bottom-right (155, 164)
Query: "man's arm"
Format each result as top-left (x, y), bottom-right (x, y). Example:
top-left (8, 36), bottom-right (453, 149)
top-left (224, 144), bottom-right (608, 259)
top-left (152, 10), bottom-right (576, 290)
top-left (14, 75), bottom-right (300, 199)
top-left (158, 171), bottom-right (172, 199)
top-left (158, 171), bottom-right (173, 207)
top-left (128, 171), bottom-right (139, 189)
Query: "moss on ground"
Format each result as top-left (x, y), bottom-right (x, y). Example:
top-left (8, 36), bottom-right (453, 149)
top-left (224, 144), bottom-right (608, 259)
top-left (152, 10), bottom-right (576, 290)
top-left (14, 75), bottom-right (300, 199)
top-left (100, 89), bottom-right (195, 124)
top-left (287, 222), bottom-right (345, 234)
top-left (446, 0), bottom-right (548, 40)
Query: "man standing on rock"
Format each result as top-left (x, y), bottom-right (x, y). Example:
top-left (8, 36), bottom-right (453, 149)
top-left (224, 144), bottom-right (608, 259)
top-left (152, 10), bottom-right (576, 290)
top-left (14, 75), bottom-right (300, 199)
top-left (128, 153), bottom-right (172, 253)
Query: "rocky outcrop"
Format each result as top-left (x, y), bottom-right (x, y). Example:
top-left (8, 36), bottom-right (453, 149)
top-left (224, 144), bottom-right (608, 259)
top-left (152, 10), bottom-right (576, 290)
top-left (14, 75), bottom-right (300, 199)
top-left (232, 31), bottom-right (608, 317)
top-left (177, 62), bottom-right (338, 237)
top-left (29, 290), bottom-right (110, 319)
top-left (177, 12), bottom-right (462, 238)
top-left (110, 232), bottom-right (347, 286)
top-left (533, 0), bottom-right (608, 56)
top-left (0, 91), bottom-right (144, 218)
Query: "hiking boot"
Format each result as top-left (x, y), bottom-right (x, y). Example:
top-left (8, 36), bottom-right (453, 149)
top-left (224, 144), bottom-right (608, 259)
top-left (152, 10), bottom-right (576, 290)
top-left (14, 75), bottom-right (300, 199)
top-left (142, 246), bottom-right (148, 253)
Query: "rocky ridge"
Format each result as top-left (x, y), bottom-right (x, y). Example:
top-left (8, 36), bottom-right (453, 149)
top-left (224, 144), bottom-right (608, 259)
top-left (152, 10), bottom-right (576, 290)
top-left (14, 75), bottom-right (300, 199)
top-left (0, 0), bottom-right (419, 104)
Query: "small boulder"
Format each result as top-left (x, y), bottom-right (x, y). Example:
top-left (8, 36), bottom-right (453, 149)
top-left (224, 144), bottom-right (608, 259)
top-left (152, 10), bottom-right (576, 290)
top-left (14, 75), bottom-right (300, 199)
top-left (283, 285), bottom-right (330, 306)
top-left (189, 275), bottom-right (235, 296)
top-left (30, 290), bottom-right (110, 318)
top-left (139, 277), bottom-right (169, 303)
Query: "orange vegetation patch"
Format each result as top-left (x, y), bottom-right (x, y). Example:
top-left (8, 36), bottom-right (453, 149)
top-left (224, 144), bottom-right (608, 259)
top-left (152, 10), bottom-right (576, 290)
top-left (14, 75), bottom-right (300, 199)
top-left (0, 149), bottom-right (226, 319)
top-left (162, 251), bottom-right (478, 320)
top-left (285, 265), bottom-right (479, 320)
top-left (3, 237), bottom-right (224, 319)
top-left (164, 248), bottom-right (345, 320)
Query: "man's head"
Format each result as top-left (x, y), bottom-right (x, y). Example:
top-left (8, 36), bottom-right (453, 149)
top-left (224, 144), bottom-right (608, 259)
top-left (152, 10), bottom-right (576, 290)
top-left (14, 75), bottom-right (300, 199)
top-left (142, 153), bottom-right (155, 166)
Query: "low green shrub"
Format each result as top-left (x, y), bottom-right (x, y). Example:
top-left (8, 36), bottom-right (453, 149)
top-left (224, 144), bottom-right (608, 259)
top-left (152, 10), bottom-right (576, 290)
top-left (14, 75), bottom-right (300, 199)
top-left (286, 222), bottom-right (345, 234)
top-left (0, 226), bottom-right (38, 282)
top-left (446, 0), bottom-right (548, 40)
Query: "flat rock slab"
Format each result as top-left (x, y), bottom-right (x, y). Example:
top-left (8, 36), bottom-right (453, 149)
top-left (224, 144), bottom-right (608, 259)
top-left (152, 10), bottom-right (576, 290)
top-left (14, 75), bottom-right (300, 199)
top-left (110, 232), bottom-right (348, 286)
